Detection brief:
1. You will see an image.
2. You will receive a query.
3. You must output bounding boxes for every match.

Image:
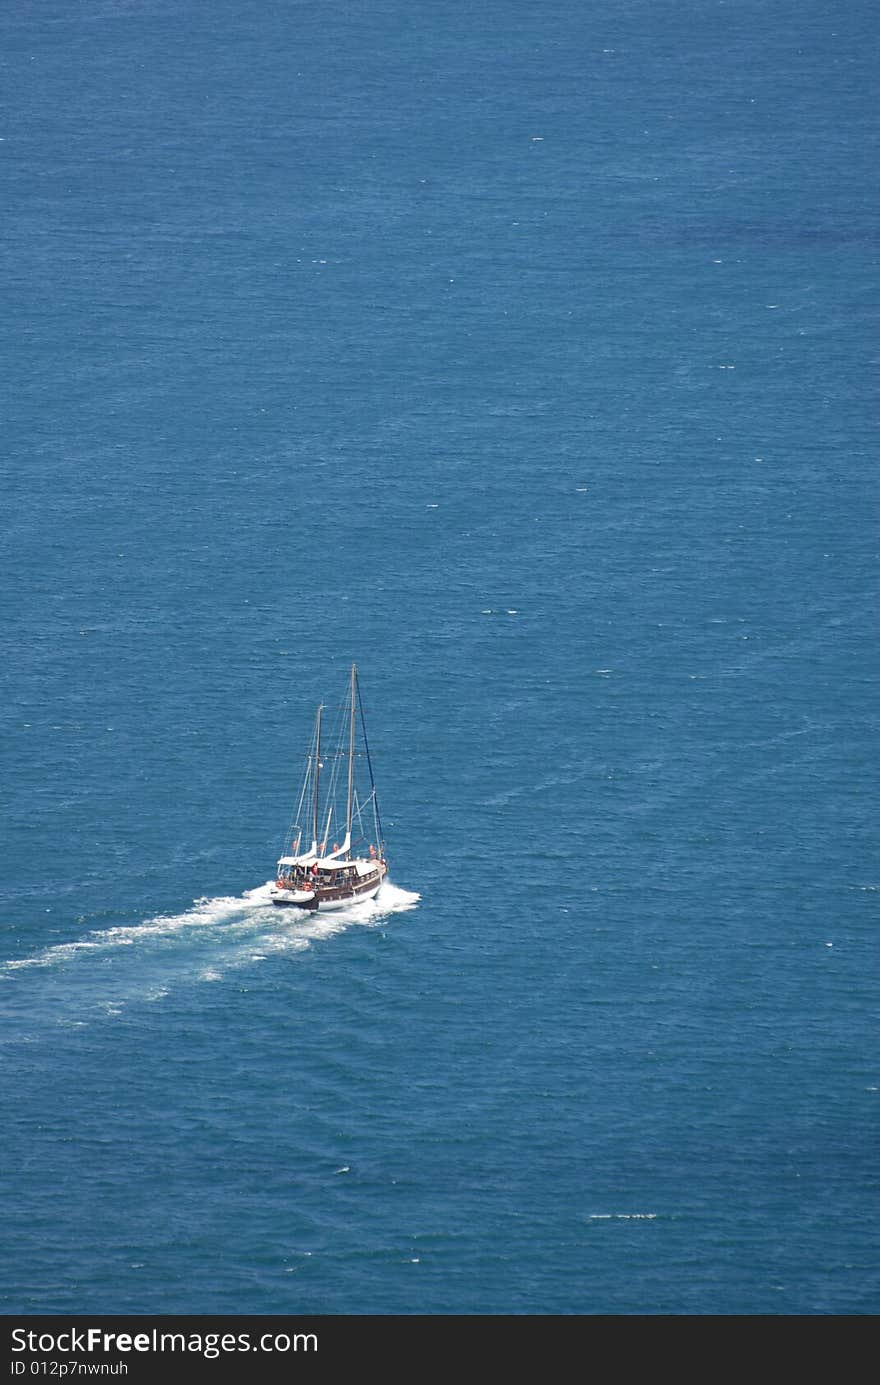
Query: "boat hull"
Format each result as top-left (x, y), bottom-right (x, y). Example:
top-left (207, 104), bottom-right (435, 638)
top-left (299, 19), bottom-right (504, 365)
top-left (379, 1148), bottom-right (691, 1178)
top-left (271, 869), bottom-right (386, 911)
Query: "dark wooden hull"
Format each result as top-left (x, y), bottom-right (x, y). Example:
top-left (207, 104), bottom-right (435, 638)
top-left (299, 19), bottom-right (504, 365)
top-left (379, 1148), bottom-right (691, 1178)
top-left (272, 866), bottom-right (386, 910)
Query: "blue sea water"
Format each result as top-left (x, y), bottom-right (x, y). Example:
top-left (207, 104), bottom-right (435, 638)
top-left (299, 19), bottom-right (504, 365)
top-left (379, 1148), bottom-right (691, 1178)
top-left (1, 0), bottom-right (877, 1315)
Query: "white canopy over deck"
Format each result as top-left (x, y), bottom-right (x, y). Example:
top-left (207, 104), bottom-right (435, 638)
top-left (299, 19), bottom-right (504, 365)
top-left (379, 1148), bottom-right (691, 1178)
top-left (277, 854), bottom-right (379, 876)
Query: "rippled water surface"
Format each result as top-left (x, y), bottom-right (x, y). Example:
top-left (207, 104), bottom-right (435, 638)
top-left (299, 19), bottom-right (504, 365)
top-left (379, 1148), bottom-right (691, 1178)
top-left (1, 0), bottom-right (877, 1314)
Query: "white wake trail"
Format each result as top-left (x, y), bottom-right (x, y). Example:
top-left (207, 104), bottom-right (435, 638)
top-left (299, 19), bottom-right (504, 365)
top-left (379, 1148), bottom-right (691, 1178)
top-left (3, 879), bottom-right (419, 976)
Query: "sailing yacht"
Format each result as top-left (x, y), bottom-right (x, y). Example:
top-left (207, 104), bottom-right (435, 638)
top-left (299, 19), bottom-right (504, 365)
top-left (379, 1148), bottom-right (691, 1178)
top-left (270, 664), bottom-right (388, 910)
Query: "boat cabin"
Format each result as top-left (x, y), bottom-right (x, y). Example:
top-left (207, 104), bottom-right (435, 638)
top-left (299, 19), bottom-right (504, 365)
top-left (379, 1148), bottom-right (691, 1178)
top-left (275, 854), bottom-right (379, 891)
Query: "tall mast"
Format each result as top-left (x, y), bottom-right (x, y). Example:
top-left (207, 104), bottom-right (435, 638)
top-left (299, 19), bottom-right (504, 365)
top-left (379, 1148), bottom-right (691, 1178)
top-left (312, 702), bottom-right (322, 853)
top-left (356, 670), bottom-right (385, 854)
top-left (345, 663), bottom-right (356, 857)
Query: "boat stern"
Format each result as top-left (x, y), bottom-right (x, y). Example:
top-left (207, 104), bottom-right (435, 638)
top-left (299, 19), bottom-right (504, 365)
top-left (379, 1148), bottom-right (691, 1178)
top-left (270, 886), bottom-right (317, 908)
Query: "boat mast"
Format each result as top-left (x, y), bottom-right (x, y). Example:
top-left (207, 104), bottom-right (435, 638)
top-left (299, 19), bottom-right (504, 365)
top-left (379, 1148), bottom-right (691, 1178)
top-left (312, 702), bottom-right (322, 854)
top-left (356, 668), bottom-right (385, 855)
top-left (345, 663), bottom-right (356, 858)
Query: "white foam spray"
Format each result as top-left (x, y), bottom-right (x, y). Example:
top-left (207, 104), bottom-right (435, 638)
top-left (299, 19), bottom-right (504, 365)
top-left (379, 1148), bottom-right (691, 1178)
top-left (1, 879), bottom-right (420, 1020)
